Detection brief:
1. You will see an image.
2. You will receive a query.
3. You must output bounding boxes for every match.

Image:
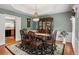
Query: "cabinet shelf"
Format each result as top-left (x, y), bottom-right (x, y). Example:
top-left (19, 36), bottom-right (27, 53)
top-left (37, 17), bottom-right (53, 34)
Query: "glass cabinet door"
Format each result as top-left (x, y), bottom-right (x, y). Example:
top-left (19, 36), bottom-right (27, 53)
top-left (38, 17), bottom-right (53, 34)
top-left (43, 22), bottom-right (46, 29)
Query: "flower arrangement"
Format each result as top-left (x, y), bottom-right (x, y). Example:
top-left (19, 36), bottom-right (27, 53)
top-left (60, 31), bottom-right (68, 44)
top-left (60, 31), bottom-right (68, 38)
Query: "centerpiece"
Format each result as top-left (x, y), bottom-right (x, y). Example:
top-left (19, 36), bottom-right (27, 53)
top-left (60, 31), bottom-right (68, 44)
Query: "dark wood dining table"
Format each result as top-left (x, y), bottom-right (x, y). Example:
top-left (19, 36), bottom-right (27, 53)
top-left (35, 33), bottom-right (50, 36)
top-left (30, 33), bottom-right (50, 48)
top-left (35, 33), bottom-right (50, 40)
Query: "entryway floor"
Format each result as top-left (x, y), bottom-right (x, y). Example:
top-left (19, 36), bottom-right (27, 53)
top-left (5, 36), bottom-right (16, 46)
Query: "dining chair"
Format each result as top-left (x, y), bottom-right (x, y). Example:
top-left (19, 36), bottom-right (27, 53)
top-left (20, 30), bottom-right (26, 45)
top-left (45, 30), bottom-right (57, 54)
top-left (52, 30), bottom-right (57, 50)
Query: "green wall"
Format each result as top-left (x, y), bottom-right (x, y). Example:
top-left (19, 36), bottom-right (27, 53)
top-left (75, 12), bottom-right (78, 40)
top-left (0, 8), bottom-right (29, 17)
top-left (0, 8), bottom-right (72, 32)
top-left (22, 12), bottom-right (72, 32)
top-left (0, 8), bottom-right (36, 30)
top-left (49, 12), bottom-right (72, 32)
top-left (21, 16), bottom-right (29, 29)
top-left (77, 9), bottom-right (79, 37)
top-left (0, 8), bottom-right (30, 30)
top-left (77, 9), bottom-right (79, 54)
top-left (21, 17), bottom-right (38, 30)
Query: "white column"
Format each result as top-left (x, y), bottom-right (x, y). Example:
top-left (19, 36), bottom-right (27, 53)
top-left (0, 14), bottom-right (5, 45)
top-left (72, 5), bottom-right (79, 55)
top-left (77, 7), bottom-right (79, 55)
top-left (70, 5), bottom-right (79, 54)
top-left (70, 16), bottom-right (76, 54)
top-left (15, 17), bottom-right (21, 41)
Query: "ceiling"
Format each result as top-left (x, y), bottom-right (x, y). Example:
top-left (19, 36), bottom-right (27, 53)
top-left (0, 4), bottom-right (73, 16)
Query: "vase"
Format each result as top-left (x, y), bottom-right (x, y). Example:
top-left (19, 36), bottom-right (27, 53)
top-left (62, 37), bottom-right (66, 44)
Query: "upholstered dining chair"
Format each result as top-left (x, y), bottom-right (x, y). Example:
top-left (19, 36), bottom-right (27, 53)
top-left (47, 30), bottom-right (57, 45)
top-left (20, 30), bottom-right (31, 46)
top-left (22, 29), bottom-right (27, 35)
top-left (45, 30), bottom-right (57, 54)
top-left (28, 31), bottom-right (35, 40)
top-left (50, 30), bottom-right (57, 53)
top-left (20, 30), bottom-right (26, 45)
top-left (26, 31), bottom-right (43, 54)
top-left (23, 31), bottom-right (35, 46)
top-left (28, 31), bottom-right (42, 48)
top-left (52, 30), bottom-right (57, 46)
top-left (20, 29), bottom-right (27, 40)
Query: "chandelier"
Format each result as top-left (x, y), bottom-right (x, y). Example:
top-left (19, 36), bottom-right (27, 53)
top-left (32, 5), bottom-right (39, 22)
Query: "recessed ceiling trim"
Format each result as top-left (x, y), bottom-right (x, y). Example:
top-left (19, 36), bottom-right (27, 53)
top-left (11, 4), bottom-right (73, 15)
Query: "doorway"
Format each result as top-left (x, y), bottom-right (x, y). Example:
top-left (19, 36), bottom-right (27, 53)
top-left (5, 19), bottom-right (16, 46)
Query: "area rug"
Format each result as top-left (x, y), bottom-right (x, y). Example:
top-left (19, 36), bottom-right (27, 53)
top-left (6, 43), bottom-right (64, 55)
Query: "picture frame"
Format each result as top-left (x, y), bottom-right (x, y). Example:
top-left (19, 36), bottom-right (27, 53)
top-left (27, 18), bottom-right (31, 27)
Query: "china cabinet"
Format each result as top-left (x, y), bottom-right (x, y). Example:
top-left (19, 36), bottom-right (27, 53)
top-left (37, 17), bottom-right (53, 34)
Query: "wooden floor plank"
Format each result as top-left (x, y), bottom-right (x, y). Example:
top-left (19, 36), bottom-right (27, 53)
top-left (64, 43), bottom-right (74, 55)
top-left (0, 46), bottom-right (12, 55)
top-left (5, 36), bottom-right (16, 46)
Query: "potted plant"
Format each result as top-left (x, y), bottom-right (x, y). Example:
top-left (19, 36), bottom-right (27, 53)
top-left (60, 31), bottom-right (68, 44)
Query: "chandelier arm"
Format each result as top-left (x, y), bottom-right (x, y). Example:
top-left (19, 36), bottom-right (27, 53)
top-left (32, 5), bottom-right (39, 22)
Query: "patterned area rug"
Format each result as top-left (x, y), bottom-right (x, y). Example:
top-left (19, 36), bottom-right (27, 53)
top-left (6, 43), bottom-right (64, 55)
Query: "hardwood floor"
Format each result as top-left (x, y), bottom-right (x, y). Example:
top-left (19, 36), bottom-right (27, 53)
top-left (56, 41), bottom-right (74, 55)
top-left (0, 38), bottom-right (74, 55)
top-left (0, 36), bottom-right (15, 55)
top-left (0, 46), bottom-right (12, 55)
top-left (64, 42), bottom-right (74, 55)
top-left (5, 36), bottom-right (16, 46)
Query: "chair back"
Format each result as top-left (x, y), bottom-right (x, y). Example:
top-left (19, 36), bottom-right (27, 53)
top-left (52, 30), bottom-right (57, 46)
top-left (22, 29), bottom-right (27, 35)
top-left (53, 30), bottom-right (57, 40)
top-left (20, 30), bottom-right (25, 40)
top-left (28, 31), bottom-right (35, 40)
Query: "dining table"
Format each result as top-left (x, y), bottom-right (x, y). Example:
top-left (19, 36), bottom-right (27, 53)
top-left (35, 33), bottom-right (50, 41)
top-left (35, 33), bottom-right (50, 36)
